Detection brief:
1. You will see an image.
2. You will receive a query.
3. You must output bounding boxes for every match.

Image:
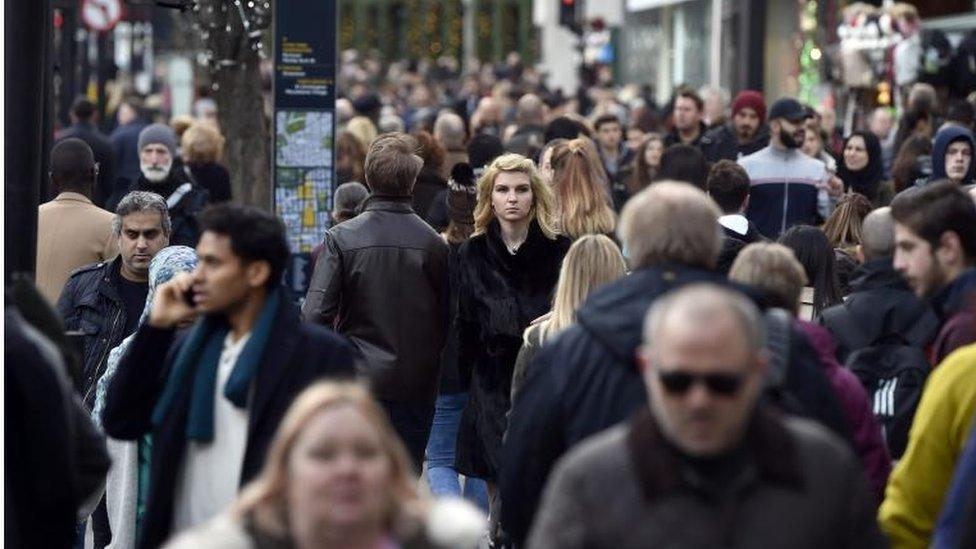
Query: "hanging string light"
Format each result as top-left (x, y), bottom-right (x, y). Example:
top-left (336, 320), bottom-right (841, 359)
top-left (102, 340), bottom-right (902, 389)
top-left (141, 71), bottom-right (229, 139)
top-left (186, 0), bottom-right (274, 71)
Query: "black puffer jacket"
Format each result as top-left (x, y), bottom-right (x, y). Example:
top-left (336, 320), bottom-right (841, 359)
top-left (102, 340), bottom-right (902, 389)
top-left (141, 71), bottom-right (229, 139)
top-left (56, 256), bottom-right (130, 408)
top-left (302, 196), bottom-right (450, 405)
top-left (500, 265), bottom-right (850, 546)
top-left (454, 219), bottom-right (570, 480)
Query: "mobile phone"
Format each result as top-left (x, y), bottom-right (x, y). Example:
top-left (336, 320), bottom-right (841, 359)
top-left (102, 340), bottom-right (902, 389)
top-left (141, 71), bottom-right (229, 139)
top-left (182, 288), bottom-right (196, 307)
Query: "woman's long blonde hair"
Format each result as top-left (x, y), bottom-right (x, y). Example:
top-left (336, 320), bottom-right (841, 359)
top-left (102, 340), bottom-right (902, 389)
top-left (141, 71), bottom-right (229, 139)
top-left (540, 234), bottom-right (627, 342)
top-left (550, 138), bottom-right (616, 240)
top-left (472, 153), bottom-right (559, 239)
top-left (233, 381), bottom-right (424, 539)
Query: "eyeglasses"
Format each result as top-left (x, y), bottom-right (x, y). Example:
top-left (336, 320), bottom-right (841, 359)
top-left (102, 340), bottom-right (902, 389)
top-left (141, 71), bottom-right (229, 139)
top-left (657, 370), bottom-right (745, 397)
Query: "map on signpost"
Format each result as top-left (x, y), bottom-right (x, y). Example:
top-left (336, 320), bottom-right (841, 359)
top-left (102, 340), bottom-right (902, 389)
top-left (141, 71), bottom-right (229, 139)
top-left (276, 110), bottom-right (333, 167)
top-left (274, 110), bottom-right (334, 252)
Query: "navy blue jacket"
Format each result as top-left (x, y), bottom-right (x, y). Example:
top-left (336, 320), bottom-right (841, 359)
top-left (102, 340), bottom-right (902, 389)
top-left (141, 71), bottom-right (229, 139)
top-left (739, 146), bottom-right (829, 239)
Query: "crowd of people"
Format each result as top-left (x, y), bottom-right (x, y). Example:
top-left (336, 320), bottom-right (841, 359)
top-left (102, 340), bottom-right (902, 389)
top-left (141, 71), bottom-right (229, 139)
top-left (9, 51), bottom-right (976, 549)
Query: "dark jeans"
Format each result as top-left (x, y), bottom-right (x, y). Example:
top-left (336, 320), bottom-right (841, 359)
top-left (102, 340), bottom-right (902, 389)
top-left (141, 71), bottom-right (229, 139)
top-left (381, 399), bottom-right (435, 472)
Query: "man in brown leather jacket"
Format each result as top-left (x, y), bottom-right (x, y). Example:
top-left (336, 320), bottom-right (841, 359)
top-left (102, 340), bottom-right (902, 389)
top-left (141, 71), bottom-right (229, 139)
top-left (302, 132), bottom-right (450, 469)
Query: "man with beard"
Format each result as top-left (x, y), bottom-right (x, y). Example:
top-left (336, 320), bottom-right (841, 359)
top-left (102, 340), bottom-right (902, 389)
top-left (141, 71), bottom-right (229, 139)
top-left (133, 123), bottom-right (210, 247)
top-left (701, 90), bottom-right (770, 163)
top-left (891, 181), bottom-right (976, 365)
top-left (738, 98), bottom-right (843, 239)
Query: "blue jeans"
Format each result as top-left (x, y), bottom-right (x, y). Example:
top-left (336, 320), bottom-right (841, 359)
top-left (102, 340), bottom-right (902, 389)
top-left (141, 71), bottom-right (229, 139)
top-left (425, 392), bottom-right (488, 511)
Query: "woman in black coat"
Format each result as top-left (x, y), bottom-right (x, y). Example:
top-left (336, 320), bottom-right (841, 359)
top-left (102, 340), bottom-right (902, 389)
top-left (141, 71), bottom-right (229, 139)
top-left (455, 153), bottom-right (570, 484)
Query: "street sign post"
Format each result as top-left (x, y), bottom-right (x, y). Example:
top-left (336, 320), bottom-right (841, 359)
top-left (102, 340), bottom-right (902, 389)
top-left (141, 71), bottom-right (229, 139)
top-left (272, 0), bottom-right (337, 298)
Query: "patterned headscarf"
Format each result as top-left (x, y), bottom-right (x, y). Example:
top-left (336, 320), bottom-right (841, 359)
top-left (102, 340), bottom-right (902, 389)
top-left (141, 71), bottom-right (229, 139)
top-left (94, 246), bottom-right (198, 426)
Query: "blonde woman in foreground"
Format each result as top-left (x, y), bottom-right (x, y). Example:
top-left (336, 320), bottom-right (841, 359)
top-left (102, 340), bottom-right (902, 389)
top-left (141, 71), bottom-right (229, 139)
top-left (165, 382), bottom-right (485, 549)
top-left (510, 234), bottom-right (627, 403)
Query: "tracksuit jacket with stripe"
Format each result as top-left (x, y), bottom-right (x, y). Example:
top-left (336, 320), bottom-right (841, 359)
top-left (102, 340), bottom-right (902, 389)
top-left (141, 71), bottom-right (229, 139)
top-left (738, 146), bottom-right (832, 239)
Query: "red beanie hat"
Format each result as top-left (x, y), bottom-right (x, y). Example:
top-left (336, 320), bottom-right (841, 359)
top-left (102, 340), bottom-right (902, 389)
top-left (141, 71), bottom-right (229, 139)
top-left (732, 90), bottom-right (766, 123)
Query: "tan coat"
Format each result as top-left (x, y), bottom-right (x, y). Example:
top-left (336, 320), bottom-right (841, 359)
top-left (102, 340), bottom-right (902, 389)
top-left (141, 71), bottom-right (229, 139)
top-left (36, 192), bottom-right (118, 303)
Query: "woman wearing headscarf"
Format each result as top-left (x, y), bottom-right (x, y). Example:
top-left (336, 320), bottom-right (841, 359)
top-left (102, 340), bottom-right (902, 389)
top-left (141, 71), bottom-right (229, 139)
top-left (838, 131), bottom-right (884, 203)
top-left (92, 245), bottom-right (198, 549)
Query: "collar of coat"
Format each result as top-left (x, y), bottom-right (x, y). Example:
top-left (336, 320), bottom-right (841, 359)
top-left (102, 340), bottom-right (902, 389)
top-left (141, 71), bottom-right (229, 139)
top-left (482, 217), bottom-right (562, 275)
top-left (625, 405), bottom-right (805, 501)
top-left (363, 195), bottom-right (415, 214)
top-left (54, 191), bottom-right (95, 204)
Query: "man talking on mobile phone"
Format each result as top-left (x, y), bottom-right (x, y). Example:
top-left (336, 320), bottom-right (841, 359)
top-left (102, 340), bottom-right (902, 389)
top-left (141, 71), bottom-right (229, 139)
top-left (101, 203), bottom-right (357, 549)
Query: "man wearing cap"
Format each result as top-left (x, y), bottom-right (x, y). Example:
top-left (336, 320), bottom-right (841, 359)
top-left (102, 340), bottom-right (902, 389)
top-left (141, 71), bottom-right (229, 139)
top-left (738, 97), bottom-right (843, 239)
top-left (131, 123), bottom-right (210, 247)
top-left (701, 90), bottom-right (771, 163)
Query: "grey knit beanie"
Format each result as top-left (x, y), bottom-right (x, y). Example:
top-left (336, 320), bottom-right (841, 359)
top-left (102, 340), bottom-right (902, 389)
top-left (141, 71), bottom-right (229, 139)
top-left (138, 123), bottom-right (178, 156)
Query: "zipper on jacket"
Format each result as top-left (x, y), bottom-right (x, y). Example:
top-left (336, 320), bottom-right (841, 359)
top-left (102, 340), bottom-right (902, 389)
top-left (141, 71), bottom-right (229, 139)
top-left (781, 179), bottom-right (789, 235)
top-left (86, 306), bottom-right (123, 406)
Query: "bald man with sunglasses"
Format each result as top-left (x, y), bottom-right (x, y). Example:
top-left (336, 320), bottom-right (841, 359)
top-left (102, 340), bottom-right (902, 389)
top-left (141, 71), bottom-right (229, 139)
top-left (527, 284), bottom-right (885, 549)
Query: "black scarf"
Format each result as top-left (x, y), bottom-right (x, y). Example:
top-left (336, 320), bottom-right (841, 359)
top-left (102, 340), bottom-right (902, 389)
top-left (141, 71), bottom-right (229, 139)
top-left (837, 131), bottom-right (883, 200)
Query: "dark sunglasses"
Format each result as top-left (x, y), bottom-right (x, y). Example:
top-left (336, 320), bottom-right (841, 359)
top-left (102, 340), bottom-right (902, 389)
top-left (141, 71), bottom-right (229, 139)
top-left (657, 370), bottom-right (745, 397)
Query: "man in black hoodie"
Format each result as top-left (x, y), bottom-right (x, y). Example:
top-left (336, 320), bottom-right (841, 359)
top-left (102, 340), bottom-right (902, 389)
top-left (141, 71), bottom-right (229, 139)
top-left (132, 123), bottom-right (210, 247)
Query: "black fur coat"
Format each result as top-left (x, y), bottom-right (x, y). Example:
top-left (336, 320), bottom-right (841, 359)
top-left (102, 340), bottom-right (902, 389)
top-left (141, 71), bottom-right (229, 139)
top-left (454, 218), bottom-right (570, 479)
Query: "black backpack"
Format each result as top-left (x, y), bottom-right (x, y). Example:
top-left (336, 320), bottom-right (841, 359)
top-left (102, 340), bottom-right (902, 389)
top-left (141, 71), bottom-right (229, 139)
top-left (821, 307), bottom-right (935, 459)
